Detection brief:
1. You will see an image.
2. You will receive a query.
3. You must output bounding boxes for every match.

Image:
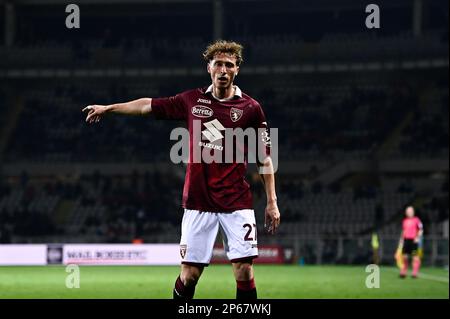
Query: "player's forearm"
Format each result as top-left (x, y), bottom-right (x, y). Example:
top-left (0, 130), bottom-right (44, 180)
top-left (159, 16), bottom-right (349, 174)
top-left (107, 98), bottom-right (153, 116)
top-left (264, 175), bottom-right (277, 205)
top-left (259, 157), bottom-right (277, 204)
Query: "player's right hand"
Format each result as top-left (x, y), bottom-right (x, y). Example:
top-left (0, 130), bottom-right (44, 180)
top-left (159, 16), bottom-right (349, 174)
top-left (82, 105), bottom-right (109, 124)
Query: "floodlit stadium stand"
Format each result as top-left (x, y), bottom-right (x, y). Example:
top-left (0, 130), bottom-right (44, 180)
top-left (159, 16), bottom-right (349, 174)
top-left (0, 0), bottom-right (448, 266)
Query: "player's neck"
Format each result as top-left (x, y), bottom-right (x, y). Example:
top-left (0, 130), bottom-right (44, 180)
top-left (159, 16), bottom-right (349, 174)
top-left (213, 85), bottom-right (235, 101)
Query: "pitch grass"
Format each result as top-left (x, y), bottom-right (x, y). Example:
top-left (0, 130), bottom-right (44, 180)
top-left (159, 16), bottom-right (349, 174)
top-left (0, 265), bottom-right (447, 299)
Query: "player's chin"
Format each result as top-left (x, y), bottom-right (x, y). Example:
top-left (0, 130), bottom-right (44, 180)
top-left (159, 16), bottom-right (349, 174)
top-left (216, 79), bottom-right (230, 88)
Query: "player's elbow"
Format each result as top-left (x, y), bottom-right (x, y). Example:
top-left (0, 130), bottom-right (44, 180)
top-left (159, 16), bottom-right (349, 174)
top-left (140, 98), bottom-right (153, 115)
top-left (257, 156), bottom-right (274, 174)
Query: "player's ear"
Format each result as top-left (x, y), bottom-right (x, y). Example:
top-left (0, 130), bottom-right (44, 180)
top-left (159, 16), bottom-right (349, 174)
top-left (207, 62), bottom-right (212, 74)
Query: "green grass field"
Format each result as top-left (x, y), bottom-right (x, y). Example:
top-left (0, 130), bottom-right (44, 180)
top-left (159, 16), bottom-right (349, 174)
top-left (0, 265), bottom-right (448, 299)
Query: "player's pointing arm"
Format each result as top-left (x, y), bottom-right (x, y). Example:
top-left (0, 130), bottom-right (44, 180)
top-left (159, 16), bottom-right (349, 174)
top-left (82, 98), bottom-right (153, 123)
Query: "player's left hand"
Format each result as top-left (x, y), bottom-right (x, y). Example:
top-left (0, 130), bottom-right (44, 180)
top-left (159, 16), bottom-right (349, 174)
top-left (265, 201), bottom-right (280, 235)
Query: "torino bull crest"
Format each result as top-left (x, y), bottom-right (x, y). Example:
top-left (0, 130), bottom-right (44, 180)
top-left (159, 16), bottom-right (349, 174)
top-left (230, 108), bottom-right (243, 122)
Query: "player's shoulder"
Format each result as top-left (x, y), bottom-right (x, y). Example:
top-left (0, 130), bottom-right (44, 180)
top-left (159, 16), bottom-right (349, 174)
top-left (241, 92), bottom-right (263, 110)
top-left (177, 88), bottom-right (204, 98)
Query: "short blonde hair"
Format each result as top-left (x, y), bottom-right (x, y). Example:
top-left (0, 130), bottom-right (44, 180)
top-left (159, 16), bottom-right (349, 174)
top-left (203, 40), bottom-right (244, 66)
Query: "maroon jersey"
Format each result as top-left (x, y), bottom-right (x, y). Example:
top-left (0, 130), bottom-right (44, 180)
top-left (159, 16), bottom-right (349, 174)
top-left (151, 86), bottom-right (270, 212)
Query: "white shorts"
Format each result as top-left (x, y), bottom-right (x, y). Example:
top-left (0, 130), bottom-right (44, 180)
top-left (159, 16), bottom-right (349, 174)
top-left (179, 209), bottom-right (259, 266)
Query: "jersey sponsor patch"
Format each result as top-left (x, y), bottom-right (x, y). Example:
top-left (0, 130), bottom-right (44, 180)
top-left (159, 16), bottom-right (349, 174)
top-left (192, 105), bottom-right (214, 118)
top-left (261, 128), bottom-right (272, 147)
top-left (202, 119), bottom-right (225, 142)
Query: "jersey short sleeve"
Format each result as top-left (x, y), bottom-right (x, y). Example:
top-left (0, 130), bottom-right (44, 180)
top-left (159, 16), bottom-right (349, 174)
top-left (252, 102), bottom-right (272, 164)
top-left (416, 217), bottom-right (423, 230)
top-left (151, 93), bottom-right (187, 120)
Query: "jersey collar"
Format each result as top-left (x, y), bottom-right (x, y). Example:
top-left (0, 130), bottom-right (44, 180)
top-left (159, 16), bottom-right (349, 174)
top-left (206, 85), bottom-right (242, 102)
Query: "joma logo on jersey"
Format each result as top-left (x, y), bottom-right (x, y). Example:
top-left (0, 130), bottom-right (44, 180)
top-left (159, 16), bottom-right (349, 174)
top-left (192, 105), bottom-right (213, 118)
top-left (197, 98), bottom-right (212, 105)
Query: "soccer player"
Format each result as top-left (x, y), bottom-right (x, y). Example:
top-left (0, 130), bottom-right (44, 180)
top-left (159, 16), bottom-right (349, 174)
top-left (82, 40), bottom-right (281, 300)
top-left (398, 206), bottom-right (423, 278)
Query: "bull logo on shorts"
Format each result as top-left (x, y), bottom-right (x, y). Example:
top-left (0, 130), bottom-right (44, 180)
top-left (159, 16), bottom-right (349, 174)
top-left (230, 108), bottom-right (243, 122)
top-left (180, 245), bottom-right (187, 259)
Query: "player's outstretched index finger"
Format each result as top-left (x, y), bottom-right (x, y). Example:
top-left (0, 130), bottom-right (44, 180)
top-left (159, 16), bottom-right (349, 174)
top-left (82, 105), bottom-right (93, 112)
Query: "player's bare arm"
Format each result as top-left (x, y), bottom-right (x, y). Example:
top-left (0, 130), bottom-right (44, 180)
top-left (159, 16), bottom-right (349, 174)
top-left (258, 156), bottom-right (280, 234)
top-left (415, 228), bottom-right (424, 243)
top-left (82, 98), bottom-right (153, 123)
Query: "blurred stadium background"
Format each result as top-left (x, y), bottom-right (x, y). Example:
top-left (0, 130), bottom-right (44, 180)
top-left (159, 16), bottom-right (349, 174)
top-left (0, 0), bottom-right (448, 298)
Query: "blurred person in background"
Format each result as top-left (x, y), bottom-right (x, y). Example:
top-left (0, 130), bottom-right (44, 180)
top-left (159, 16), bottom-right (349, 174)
top-left (397, 206), bottom-right (424, 278)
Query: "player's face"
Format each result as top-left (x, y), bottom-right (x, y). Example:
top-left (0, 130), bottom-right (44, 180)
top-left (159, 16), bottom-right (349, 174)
top-left (208, 53), bottom-right (239, 90)
top-left (406, 207), bottom-right (415, 218)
